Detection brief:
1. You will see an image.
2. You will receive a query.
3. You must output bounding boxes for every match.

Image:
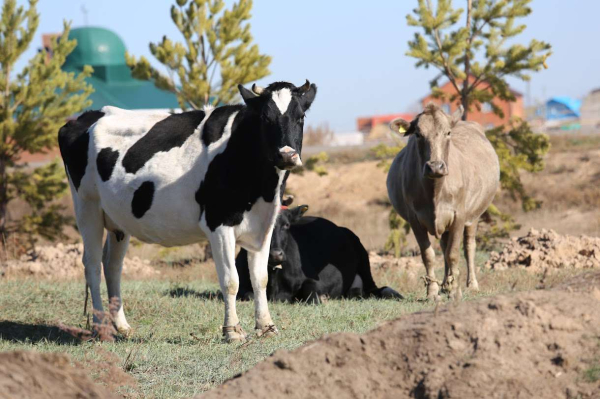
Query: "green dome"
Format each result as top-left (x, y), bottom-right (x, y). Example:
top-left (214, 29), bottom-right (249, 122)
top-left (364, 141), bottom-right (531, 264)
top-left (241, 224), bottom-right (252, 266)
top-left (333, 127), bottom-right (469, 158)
top-left (60, 26), bottom-right (179, 111)
top-left (64, 27), bottom-right (127, 68)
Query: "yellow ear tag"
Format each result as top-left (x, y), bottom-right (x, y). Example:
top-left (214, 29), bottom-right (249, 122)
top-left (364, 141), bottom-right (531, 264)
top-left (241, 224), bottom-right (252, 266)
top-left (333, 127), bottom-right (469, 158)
top-left (398, 126), bottom-right (406, 134)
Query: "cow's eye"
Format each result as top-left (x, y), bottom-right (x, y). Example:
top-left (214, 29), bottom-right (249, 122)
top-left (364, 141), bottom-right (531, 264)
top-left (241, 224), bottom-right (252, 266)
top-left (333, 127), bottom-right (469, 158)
top-left (298, 114), bottom-right (305, 124)
top-left (414, 130), bottom-right (422, 139)
top-left (447, 131), bottom-right (451, 137)
top-left (282, 223), bottom-right (290, 230)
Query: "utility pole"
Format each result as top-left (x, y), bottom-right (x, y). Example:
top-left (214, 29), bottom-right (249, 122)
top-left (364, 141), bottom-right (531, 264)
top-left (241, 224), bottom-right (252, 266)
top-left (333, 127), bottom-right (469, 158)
top-left (81, 4), bottom-right (88, 26)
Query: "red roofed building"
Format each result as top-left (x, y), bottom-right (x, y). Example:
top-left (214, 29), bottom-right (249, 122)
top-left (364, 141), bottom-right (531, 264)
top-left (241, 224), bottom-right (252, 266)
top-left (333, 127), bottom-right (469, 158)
top-left (357, 113), bottom-right (415, 134)
top-left (421, 78), bottom-right (524, 129)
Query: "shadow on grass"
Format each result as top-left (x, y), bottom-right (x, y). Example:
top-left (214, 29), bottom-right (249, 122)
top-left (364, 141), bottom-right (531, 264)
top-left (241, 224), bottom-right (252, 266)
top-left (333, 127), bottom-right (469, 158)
top-left (167, 287), bottom-right (223, 301)
top-left (0, 320), bottom-right (81, 345)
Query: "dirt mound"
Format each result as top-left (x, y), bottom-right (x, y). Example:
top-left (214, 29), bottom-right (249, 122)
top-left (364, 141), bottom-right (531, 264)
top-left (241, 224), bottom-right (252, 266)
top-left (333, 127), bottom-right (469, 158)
top-left (0, 350), bottom-right (117, 399)
top-left (1, 243), bottom-right (159, 279)
top-left (199, 271), bottom-right (600, 399)
top-left (486, 228), bottom-right (600, 272)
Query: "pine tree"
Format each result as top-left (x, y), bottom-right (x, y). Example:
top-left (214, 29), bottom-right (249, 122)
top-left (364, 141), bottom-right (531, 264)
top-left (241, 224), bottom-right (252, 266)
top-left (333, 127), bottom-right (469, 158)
top-left (383, 0), bottom-right (552, 255)
top-left (125, 0), bottom-right (271, 110)
top-left (0, 0), bottom-right (93, 248)
top-left (406, 0), bottom-right (551, 121)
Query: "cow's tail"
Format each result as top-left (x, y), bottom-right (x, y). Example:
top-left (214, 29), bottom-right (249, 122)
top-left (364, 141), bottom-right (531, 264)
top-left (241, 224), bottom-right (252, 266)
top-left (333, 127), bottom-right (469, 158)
top-left (350, 230), bottom-right (404, 300)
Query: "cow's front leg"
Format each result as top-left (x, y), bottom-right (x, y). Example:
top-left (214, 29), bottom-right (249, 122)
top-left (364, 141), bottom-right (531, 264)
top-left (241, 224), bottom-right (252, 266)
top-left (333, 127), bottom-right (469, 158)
top-left (411, 222), bottom-right (439, 300)
top-left (209, 227), bottom-right (247, 343)
top-left (442, 220), bottom-right (465, 299)
top-left (247, 244), bottom-right (278, 338)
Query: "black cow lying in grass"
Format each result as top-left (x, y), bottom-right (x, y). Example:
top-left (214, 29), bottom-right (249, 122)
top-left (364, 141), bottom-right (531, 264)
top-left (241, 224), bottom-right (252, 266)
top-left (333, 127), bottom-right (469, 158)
top-left (236, 205), bottom-right (403, 303)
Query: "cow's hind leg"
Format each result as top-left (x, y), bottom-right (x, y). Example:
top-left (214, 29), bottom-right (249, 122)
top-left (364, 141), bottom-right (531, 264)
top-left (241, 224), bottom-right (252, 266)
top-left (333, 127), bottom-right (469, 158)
top-left (74, 200), bottom-right (106, 328)
top-left (209, 227), bottom-right (246, 343)
top-left (440, 232), bottom-right (450, 292)
top-left (464, 223), bottom-right (479, 290)
top-left (247, 246), bottom-right (278, 337)
top-left (102, 231), bottom-right (132, 335)
top-left (412, 223), bottom-right (439, 300)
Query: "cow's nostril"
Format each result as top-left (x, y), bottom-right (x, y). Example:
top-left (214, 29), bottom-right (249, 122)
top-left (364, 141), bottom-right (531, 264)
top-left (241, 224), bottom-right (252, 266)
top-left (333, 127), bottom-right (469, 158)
top-left (270, 250), bottom-right (284, 261)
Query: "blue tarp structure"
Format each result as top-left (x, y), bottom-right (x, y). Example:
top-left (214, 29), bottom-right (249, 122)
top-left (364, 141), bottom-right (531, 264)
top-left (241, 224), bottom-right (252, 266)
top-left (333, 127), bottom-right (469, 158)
top-left (545, 96), bottom-right (582, 121)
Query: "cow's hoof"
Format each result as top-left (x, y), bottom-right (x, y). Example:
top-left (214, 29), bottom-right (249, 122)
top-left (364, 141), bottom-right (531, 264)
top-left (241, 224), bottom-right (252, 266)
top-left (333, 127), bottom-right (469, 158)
top-left (117, 326), bottom-right (133, 338)
top-left (255, 324), bottom-right (279, 338)
top-left (441, 276), bottom-right (455, 294)
top-left (426, 283), bottom-right (440, 300)
top-left (467, 280), bottom-right (480, 291)
top-left (223, 324), bottom-right (247, 343)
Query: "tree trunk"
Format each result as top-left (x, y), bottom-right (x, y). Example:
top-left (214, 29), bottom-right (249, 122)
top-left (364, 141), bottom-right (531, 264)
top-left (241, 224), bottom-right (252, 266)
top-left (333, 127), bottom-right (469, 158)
top-left (0, 158), bottom-right (7, 247)
top-left (461, 0), bottom-right (473, 121)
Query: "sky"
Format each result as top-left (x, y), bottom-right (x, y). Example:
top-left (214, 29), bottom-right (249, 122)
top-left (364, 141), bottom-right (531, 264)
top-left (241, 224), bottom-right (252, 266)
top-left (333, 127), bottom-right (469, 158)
top-left (13, 0), bottom-right (600, 132)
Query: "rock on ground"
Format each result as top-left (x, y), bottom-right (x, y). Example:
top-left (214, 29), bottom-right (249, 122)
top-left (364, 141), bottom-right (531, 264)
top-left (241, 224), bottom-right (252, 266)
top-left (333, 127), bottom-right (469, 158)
top-left (1, 243), bottom-right (159, 279)
top-left (0, 351), bottom-right (117, 399)
top-left (199, 271), bottom-right (600, 399)
top-left (486, 228), bottom-right (600, 272)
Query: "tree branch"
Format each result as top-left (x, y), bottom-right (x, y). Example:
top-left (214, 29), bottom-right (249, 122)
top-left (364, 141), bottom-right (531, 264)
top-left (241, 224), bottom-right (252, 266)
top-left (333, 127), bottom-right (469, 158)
top-left (426, 0), bottom-right (461, 95)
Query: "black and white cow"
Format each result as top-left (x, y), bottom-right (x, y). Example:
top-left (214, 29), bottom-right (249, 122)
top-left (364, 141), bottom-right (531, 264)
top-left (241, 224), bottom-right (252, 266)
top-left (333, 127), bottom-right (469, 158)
top-left (58, 81), bottom-right (317, 342)
top-left (236, 205), bottom-right (403, 303)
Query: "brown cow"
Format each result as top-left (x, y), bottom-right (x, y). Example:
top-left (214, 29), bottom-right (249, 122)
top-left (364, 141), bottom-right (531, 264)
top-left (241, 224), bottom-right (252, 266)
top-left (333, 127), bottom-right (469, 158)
top-left (386, 104), bottom-right (500, 299)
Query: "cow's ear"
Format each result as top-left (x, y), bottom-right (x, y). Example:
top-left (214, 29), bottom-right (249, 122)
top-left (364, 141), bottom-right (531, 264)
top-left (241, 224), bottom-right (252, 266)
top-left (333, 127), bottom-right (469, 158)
top-left (451, 105), bottom-right (464, 126)
top-left (390, 118), bottom-right (411, 136)
top-left (281, 195), bottom-right (294, 207)
top-left (238, 84), bottom-right (257, 104)
top-left (299, 84), bottom-right (317, 111)
top-left (291, 204), bottom-right (309, 221)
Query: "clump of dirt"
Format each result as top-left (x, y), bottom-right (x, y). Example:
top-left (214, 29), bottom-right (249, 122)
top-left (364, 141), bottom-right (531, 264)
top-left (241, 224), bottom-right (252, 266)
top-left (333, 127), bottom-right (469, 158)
top-left (199, 271), bottom-right (600, 399)
top-left (486, 228), bottom-right (600, 272)
top-left (1, 243), bottom-right (159, 279)
top-left (0, 350), bottom-right (118, 399)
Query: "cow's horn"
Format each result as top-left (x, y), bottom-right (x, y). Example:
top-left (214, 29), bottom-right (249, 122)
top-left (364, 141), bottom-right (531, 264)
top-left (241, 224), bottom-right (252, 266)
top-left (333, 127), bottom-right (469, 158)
top-left (298, 79), bottom-right (311, 93)
top-left (252, 84), bottom-right (265, 95)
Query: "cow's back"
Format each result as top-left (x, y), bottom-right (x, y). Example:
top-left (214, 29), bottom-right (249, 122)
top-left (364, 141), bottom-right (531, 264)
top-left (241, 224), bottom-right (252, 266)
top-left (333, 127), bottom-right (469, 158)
top-left (289, 217), bottom-right (365, 294)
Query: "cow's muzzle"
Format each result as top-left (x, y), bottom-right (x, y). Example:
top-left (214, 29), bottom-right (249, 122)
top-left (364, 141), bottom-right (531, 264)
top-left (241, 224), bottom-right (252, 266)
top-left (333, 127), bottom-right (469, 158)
top-left (277, 146), bottom-right (302, 170)
top-left (424, 160), bottom-right (448, 179)
top-left (269, 249), bottom-right (285, 265)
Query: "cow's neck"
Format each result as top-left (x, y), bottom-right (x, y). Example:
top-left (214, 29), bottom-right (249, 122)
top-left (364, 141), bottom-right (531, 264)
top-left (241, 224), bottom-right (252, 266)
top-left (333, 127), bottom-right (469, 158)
top-left (196, 109), bottom-right (283, 232)
top-left (227, 111), bottom-right (278, 181)
top-left (417, 157), bottom-right (453, 238)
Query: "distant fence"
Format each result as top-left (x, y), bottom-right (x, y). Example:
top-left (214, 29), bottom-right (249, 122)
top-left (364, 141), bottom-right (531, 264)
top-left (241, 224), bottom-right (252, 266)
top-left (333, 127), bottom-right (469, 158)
top-left (303, 138), bottom-right (399, 157)
top-left (537, 126), bottom-right (600, 136)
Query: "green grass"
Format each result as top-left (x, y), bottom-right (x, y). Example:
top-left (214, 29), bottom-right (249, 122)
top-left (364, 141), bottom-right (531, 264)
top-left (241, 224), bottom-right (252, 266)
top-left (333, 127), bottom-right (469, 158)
top-left (584, 362), bottom-right (600, 383)
top-left (0, 279), bottom-right (428, 398)
top-left (0, 265), bottom-right (586, 398)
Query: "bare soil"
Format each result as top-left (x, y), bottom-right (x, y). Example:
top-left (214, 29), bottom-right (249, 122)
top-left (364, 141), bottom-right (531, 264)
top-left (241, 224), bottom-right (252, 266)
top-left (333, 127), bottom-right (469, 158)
top-left (487, 229), bottom-right (600, 272)
top-left (199, 271), bottom-right (600, 399)
top-left (1, 243), bottom-right (159, 279)
top-left (0, 351), bottom-right (118, 399)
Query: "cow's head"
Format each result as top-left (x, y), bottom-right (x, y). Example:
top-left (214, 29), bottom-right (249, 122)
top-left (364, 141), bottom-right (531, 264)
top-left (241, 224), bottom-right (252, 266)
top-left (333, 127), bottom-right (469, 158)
top-left (390, 103), bottom-right (463, 179)
top-left (238, 80), bottom-right (317, 170)
top-left (268, 205), bottom-right (309, 266)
